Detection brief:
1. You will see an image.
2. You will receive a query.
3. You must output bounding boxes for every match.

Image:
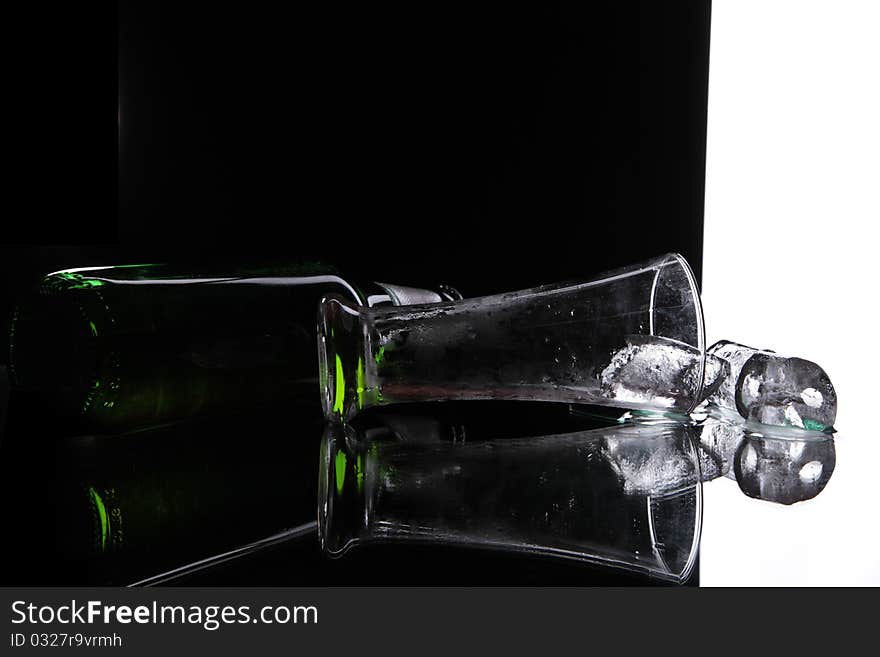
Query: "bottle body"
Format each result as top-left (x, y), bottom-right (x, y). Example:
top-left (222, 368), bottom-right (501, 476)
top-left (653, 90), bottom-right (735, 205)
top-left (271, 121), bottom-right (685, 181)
top-left (9, 263), bottom-right (455, 433)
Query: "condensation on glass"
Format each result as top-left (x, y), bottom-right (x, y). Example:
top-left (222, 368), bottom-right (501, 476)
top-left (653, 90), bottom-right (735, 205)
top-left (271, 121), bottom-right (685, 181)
top-left (319, 253), bottom-right (706, 423)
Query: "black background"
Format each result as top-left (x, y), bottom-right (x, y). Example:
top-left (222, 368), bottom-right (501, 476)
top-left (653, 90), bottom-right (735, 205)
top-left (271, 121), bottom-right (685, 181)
top-left (4, 0), bottom-right (709, 292)
top-left (1, 0), bottom-right (711, 586)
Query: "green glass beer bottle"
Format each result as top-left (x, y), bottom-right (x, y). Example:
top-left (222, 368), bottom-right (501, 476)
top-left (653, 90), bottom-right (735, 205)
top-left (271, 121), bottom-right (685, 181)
top-left (8, 262), bottom-right (458, 433)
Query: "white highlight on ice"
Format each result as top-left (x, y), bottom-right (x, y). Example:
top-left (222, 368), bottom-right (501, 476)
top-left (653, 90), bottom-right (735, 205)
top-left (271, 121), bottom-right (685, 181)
top-left (800, 388), bottom-right (823, 409)
top-left (799, 461), bottom-right (824, 484)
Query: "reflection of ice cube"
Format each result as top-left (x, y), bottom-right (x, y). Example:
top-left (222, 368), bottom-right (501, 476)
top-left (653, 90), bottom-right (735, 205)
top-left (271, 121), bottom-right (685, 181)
top-left (695, 406), bottom-right (747, 481)
top-left (688, 400), bottom-right (836, 505)
top-left (600, 336), bottom-right (706, 409)
top-left (737, 353), bottom-right (836, 431)
top-left (734, 434), bottom-right (836, 505)
top-left (603, 429), bottom-right (700, 495)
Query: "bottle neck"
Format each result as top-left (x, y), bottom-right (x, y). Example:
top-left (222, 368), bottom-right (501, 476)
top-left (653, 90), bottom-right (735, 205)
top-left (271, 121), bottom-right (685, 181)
top-left (355, 281), bottom-right (463, 307)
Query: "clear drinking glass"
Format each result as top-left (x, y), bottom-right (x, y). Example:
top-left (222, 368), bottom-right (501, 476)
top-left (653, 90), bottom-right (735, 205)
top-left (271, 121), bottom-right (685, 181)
top-left (319, 253), bottom-right (705, 423)
top-left (318, 416), bottom-right (703, 583)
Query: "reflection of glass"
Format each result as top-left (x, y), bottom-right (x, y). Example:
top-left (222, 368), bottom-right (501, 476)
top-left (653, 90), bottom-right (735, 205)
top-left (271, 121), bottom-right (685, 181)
top-left (319, 254), bottom-right (706, 423)
top-left (319, 416), bottom-right (702, 583)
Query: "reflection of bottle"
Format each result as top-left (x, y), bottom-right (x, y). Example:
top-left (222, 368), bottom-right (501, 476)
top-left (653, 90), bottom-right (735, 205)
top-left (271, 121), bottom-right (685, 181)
top-left (4, 410), bottom-right (323, 585)
top-left (8, 263), bottom-right (459, 432)
top-left (320, 414), bottom-right (702, 583)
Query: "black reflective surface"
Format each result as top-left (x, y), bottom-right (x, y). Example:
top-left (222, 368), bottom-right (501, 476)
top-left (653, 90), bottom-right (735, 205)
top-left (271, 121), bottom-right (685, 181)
top-left (1, 0), bottom-right (713, 586)
top-left (0, 386), bottom-right (698, 586)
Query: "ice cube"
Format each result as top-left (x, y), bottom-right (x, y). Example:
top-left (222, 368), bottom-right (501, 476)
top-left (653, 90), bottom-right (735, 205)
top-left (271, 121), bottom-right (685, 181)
top-left (737, 353), bottom-right (836, 431)
top-left (600, 335), bottom-right (708, 410)
top-left (706, 340), bottom-right (762, 409)
top-left (701, 352), bottom-right (730, 401)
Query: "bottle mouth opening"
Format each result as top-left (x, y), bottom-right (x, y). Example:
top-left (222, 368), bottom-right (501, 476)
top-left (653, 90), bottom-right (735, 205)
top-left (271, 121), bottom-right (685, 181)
top-left (9, 295), bottom-right (102, 404)
top-left (317, 423), bottom-right (362, 558)
top-left (317, 424), bottom-right (333, 553)
top-left (316, 295), bottom-right (364, 423)
top-left (317, 306), bottom-right (333, 419)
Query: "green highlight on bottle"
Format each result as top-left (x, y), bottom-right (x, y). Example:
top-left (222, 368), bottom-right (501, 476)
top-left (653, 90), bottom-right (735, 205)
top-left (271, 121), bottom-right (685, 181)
top-left (43, 272), bottom-right (107, 292)
top-left (88, 487), bottom-right (109, 553)
top-left (68, 279), bottom-right (105, 290)
top-left (82, 380), bottom-right (102, 415)
top-left (335, 451), bottom-right (347, 495)
top-left (333, 354), bottom-right (346, 416)
top-left (356, 357), bottom-right (366, 409)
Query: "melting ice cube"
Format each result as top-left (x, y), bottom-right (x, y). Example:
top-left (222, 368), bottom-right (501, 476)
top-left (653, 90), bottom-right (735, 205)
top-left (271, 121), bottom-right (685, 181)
top-left (600, 335), bottom-right (725, 411)
top-left (737, 353), bottom-right (836, 431)
top-left (706, 340), bottom-right (762, 409)
top-left (706, 340), bottom-right (837, 432)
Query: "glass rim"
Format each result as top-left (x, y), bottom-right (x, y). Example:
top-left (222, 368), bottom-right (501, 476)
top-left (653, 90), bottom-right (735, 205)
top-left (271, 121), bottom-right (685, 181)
top-left (657, 253), bottom-right (706, 415)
